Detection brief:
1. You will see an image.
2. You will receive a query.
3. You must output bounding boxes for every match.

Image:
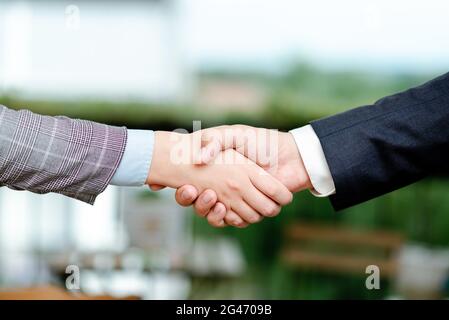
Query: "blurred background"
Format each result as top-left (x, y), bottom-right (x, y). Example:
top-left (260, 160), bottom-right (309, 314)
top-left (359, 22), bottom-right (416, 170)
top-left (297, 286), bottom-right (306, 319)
top-left (1, 0), bottom-right (449, 299)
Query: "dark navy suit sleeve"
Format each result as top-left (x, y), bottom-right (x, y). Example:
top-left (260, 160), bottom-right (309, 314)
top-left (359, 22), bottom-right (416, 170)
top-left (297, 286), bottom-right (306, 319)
top-left (311, 72), bottom-right (449, 211)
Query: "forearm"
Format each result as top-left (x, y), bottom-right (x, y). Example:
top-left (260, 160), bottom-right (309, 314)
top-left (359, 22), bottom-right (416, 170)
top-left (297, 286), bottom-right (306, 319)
top-left (311, 72), bottom-right (449, 210)
top-left (0, 105), bottom-right (126, 204)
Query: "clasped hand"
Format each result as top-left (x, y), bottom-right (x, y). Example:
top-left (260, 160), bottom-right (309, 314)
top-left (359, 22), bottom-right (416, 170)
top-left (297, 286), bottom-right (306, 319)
top-left (146, 125), bottom-right (312, 228)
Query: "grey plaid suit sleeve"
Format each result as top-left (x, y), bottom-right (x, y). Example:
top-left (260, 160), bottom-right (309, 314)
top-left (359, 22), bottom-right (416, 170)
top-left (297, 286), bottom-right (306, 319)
top-left (0, 105), bottom-right (127, 204)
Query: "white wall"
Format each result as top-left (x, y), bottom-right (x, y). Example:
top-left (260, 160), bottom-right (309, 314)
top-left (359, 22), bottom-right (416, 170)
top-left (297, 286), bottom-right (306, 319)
top-left (0, 0), bottom-right (188, 102)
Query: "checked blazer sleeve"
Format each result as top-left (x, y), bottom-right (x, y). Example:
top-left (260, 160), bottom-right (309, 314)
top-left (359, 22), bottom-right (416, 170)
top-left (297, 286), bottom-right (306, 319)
top-left (0, 105), bottom-right (127, 204)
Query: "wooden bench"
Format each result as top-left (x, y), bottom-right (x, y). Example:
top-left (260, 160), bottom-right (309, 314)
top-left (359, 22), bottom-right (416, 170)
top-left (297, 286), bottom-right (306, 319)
top-left (281, 223), bottom-right (404, 278)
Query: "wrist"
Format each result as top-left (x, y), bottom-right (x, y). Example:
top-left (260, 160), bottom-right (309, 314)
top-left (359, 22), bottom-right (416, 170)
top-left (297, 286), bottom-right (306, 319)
top-left (146, 131), bottom-right (192, 187)
top-left (288, 126), bottom-right (335, 196)
top-left (281, 132), bottom-right (313, 193)
top-left (295, 146), bottom-right (313, 192)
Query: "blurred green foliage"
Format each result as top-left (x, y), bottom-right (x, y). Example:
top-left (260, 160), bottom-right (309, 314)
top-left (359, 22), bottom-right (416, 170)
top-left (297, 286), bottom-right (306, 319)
top-left (192, 179), bottom-right (449, 299)
top-left (1, 64), bottom-right (447, 299)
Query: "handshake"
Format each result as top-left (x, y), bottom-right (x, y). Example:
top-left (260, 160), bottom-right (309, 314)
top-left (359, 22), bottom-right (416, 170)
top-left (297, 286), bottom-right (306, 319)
top-left (1, 72), bottom-right (443, 219)
top-left (146, 125), bottom-right (313, 228)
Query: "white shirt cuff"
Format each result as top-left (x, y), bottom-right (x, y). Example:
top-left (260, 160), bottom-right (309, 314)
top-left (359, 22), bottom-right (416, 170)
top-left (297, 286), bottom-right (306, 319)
top-left (110, 129), bottom-right (154, 186)
top-left (289, 125), bottom-right (336, 197)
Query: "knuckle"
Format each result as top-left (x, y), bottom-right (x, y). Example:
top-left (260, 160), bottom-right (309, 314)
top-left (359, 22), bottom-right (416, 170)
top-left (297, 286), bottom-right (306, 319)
top-left (201, 190), bottom-right (216, 203)
top-left (248, 214), bottom-right (262, 224)
top-left (282, 192), bottom-right (294, 205)
top-left (194, 203), bottom-right (208, 217)
top-left (264, 185), bottom-right (278, 198)
top-left (231, 216), bottom-right (241, 224)
top-left (263, 204), bottom-right (280, 217)
top-left (232, 220), bottom-right (244, 228)
top-left (225, 214), bottom-right (240, 227)
top-left (229, 217), bottom-right (247, 228)
top-left (225, 178), bottom-right (241, 192)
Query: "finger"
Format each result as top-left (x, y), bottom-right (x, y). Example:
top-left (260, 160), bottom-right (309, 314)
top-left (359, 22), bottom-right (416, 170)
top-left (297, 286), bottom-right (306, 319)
top-left (175, 185), bottom-right (199, 207)
top-left (201, 138), bottom-right (222, 164)
top-left (224, 210), bottom-right (249, 228)
top-left (232, 200), bottom-right (264, 224)
top-left (201, 125), bottom-right (261, 164)
top-left (149, 184), bottom-right (166, 191)
top-left (243, 184), bottom-right (282, 218)
top-left (249, 168), bottom-right (293, 206)
top-left (200, 126), bottom-right (241, 164)
top-left (193, 189), bottom-right (218, 217)
top-left (207, 203), bottom-right (227, 228)
top-left (200, 128), bottom-right (226, 164)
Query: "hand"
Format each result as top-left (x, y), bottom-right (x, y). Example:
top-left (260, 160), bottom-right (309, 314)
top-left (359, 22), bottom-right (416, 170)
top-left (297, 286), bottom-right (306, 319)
top-left (174, 125), bottom-right (312, 227)
top-left (146, 131), bottom-right (293, 226)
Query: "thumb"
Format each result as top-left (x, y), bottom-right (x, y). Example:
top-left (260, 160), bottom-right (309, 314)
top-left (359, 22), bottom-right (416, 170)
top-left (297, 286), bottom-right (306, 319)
top-left (199, 127), bottom-right (230, 164)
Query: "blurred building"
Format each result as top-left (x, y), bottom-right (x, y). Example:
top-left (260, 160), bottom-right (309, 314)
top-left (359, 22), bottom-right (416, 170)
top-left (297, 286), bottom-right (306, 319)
top-left (0, 0), bottom-right (191, 102)
top-left (0, 0), bottom-right (193, 290)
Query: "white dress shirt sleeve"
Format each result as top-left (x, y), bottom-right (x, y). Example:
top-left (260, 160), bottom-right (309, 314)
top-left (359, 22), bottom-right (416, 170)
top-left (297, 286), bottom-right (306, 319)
top-left (110, 129), bottom-right (154, 186)
top-left (289, 125), bottom-right (336, 197)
